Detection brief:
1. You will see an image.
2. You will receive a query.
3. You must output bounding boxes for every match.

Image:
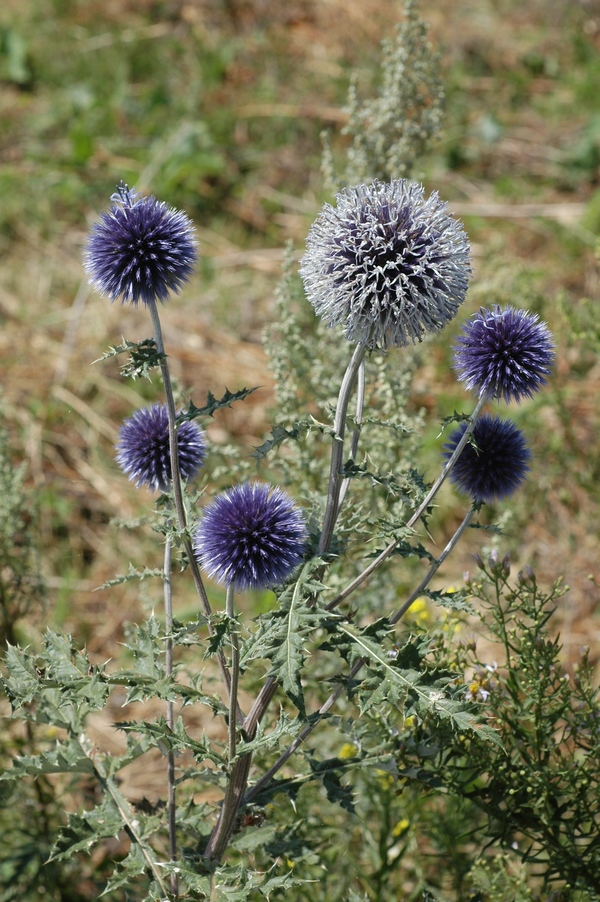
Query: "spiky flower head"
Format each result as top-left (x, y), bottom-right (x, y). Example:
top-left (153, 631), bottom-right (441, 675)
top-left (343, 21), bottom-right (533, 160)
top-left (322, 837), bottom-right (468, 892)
top-left (116, 404), bottom-right (206, 492)
top-left (444, 414), bottom-right (531, 503)
top-left (299, 179), bottom-right (471, 349)
top-left (453, 305), bottom-right (555, 403)
top-left (194, 481), bottom-right (307, 591)
top-left (84, 183), bottom-right (197, 305)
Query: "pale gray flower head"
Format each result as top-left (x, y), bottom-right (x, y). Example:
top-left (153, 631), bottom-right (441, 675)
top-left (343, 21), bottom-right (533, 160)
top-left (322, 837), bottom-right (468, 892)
top-left (300, 179), bottom-right (471, 349)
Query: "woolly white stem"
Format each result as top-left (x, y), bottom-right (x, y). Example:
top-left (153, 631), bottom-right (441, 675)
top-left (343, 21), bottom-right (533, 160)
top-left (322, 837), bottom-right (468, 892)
top-left (146, 297), bottom-right (242, 716)
top-left (318, 342), bottom-right (367, 555)
top-left (163, 537), bottom-right (178, 897)
top-left (226, 584), bottom-right (240, 762)
top-left (326, 392), bottom-right (488, 611)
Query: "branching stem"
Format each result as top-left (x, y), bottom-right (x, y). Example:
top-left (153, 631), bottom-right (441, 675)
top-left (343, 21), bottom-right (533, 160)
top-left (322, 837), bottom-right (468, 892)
top-left (146, 298), bottom-right (241, 717)
top-left (390, 506), bottom-right (474, 624)
top-left (163, 537), bottom-right (178, 897)
top-left (244, 505), bottom-right (476, 803)
top-left (318, 342), bottom-right (367, 554)
top-left (204, 346), bottom-right (369, 860)
top-left (205, 364), bottom-right (487, 857)
top-left (226, 585), bottom-right (240, 762)
top-left (243, 397), bottom-right (488, 803)
top-left (337, 357), bottom-right (365, 511)
top-left (325, 392), bottom-right (488, 611)
top-left (78, 734), bottom-right (169, 896)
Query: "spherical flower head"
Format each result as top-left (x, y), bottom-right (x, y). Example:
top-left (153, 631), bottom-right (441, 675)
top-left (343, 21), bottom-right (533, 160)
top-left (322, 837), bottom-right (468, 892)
top-left (116, 404), bottom-right (206, 492)
top-left (84, 183), bottom-right (198, 305)
top-left (194, 481), bottom-right (308, 591)
top-left (443, 414), bottom-right (531, 503)
top-left (453, 305), bottom-right (555, 403)
top-left (299, 179), bottom-right (471, 349)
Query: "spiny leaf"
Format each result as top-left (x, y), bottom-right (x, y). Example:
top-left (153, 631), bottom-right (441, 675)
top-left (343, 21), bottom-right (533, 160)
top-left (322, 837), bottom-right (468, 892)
top-left (426, 588), bottom-right (474, 613)
top-left (3, 634), bottom-right (109, 715)
top-left (177, 386), bottom-right (259, 422)
top-left (116, 716), bottom-right (225, 765)
top-left (93, 336), bottom-right (141, 362)
top-left (240, 560), bottom-right (337, 714)
top-left (438, 409), bottom-right (472, 435)
top-left (171, 613), bottom-right (210, 646)
top-left (95, 564), bottom-right (164, 590)
top-left (107, 670), bottom-right (224, 710)
top-left (252, 420), bottom-right (310, 461)
top-left (42, 630), bottom-right (92, 682)
top-left (104, 733), bottom-right (155, 777)
top-left (338, 459), bottom-right (411, 498)
top-left (387, 539), bottom-right (435, 562)
top-left (122, 615), bottom-right (164, 683)
top-left (397, 765), bottom-right (444, 788)
top-left (336, 623), bottom-right (502, 744)
top-left (100, 844), bottom-right (149, 895)
top-left (308, 755), bottom-right (355, 813)
top-left (234, 710), bottom-right (304, 759)
top-left (172, 860), bottom-right (305, 899)
top-left (2, 643), bottom-right (40, 706)
top-left (204, 612), bottom-right (234, 659)
top-left (93, 337), bottom-right (166, 380)
top-left (0, 741), bottom-right (95, 780)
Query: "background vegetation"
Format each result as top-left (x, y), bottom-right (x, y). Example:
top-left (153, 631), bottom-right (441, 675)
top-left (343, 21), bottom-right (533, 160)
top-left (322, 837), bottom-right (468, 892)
top-left (1, 0), bottom-right (599, 898)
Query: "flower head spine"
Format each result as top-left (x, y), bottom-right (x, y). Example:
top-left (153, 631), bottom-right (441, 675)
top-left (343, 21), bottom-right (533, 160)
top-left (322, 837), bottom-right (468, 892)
top-left (194, 482), bottom-right (307, 591)
top-left (84, 182), bottom-right (198, 306)
top-left (116, 404), bottom-right (206, 492)
top-left (453, 305), bottom-right (555, 403)
top-left (444, 414), bottom-right (531, 503)
top-left (300, 179), bottom-right (471, 349)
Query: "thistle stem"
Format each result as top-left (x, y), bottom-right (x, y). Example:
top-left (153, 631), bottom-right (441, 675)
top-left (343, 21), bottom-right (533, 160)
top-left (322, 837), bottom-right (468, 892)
top-left (318, 342), bottom-right (367, 554)
top-left (244, 657), bottom-right (364, 805)
top-left (78, 734), bottom-right (169, 896)
top-left (325, 392), bottom-right (488, 612)
top-left (207, 360), bottom-right (484, 857)
top-left (242, 397), bottom-right (488, 802)
top-left (215, 351), bottom-right (366, 832)
top-left (389, 506), bottom-right (474, 625)
top-left (244, 505), bottom-right (477, 803)
top-left (163, 537), bottom-right (178, 897)
top-left (203, 587), bottom-right (242, 862)
top-left (226, 585), bottom-right (240, 763)
top-left (145, 302), bottom-right (242, 863)
top-left (203, 754), bottom-right (251, 862)
top-left (146, 298), bottom-right (242, 717)
top-left (337, 357), bottom-right (365, 511)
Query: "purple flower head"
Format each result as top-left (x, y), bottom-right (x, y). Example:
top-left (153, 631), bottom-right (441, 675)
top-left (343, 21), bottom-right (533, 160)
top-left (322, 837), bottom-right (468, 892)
top-left (453, 305), bottom-right (555, 403)
top-left (443, 414), bottom-right (531, 503)
top-left (84, 183), bottom-right (197, 306)
top-left (116, 404), bottom-right (206, 492)
top-left (299, 179), bottom-right (471, 349)
top-left (194, 481), bottom-right (308, 591)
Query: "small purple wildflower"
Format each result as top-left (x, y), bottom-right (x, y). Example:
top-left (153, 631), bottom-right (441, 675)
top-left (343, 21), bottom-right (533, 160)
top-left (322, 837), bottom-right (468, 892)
top-left (444, 414), bottom-right (531, 503)
top-left (194, 482), bottom-right (307, 591)
top-left (84, 183), bottom-right (197, 305)
top-left (116, 404), bottom-right (206, 492)
top-left (453, 305), bottom-right (555, 403)
top-left (299, 179), bottom-right (471, 349)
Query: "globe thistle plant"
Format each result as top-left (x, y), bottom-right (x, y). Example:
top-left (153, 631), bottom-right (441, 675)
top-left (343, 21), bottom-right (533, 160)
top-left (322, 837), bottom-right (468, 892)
top-left (116, 404), bottom-right (206, 492)
top-left (299, 179), bottom-right (471, 349)
top-left (453, 305), bottom-right (555, 403)
top-left (194, 482), bottom-right (308, 591)
top-left (84, 183), bottom-right (197, 305)
top-left (444, 414), bottom-right (531, 504)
